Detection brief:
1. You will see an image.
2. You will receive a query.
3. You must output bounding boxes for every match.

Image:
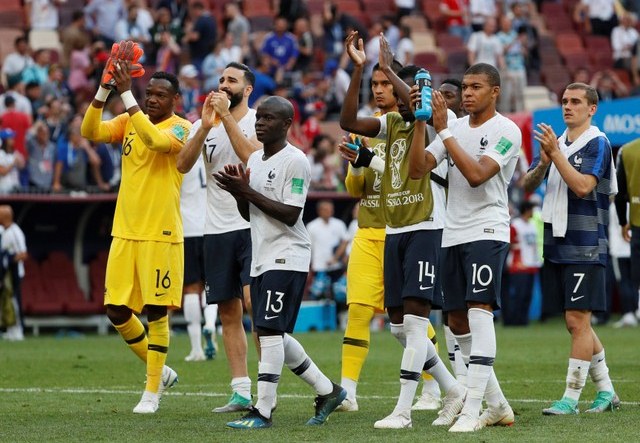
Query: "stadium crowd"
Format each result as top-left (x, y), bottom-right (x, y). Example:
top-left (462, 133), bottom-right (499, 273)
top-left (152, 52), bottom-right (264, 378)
top-left (0, 0), bottom-right (638, 433)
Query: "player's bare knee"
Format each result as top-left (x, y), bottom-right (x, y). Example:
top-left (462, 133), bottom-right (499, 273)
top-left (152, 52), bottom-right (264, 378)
top-left (106, 304), bottom-right (133, 325)
top-left (447, 310), bottom-right (470, 335)
top-left (218, 298), bottom-right (243, 324)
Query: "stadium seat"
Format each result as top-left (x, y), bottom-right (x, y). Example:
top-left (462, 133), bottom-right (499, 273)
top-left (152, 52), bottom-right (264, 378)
top-left (446, 48), bottom-right (468, 74)
top-left (523, 85), bottom-right (555, 111)
top-left (436, 33), bottom-right (465, 51)
top-left (413, 51), bottom-right (441, 71)
top-left (400, 15), bottom-right (429, 32)
top-left (249, 15), bottom-right (273, 32)
top-left (0, 9), bottom-right (24, 29)
top-left (29, 30), bottom-right (62, 52)
top-left (412, 30), bottom-right (436, 53)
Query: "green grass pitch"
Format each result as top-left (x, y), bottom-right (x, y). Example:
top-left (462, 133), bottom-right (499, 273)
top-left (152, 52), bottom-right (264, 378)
top-left (1, 318), bottom-right (638, 442)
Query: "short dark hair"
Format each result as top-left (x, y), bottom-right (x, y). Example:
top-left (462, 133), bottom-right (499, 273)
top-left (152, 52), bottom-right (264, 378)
top-left (441, 78), bottom-right (462, 90)
top-left (372, 60), bottom-right (403, 74)
top-left (4, 95), bottom-right (15, 108)
top-left (225, 62), bottom-right (255, 87)
top-left (465, 63), bottom-right (501, 87)
top-left (151, 71), bottom-right (180, 94)
top-left (397, 65), bottom-right (421, 81)
top-left (566, 82), bottom-right (599, 106)
top-left (14, 36), bottom-right (27, 46)
top-left (519, 200), bottom-right (536, 215)
top-left (72, 10), bottom-right (84, 22)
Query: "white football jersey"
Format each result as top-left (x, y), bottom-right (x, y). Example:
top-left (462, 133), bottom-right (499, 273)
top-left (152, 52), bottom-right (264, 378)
top-left (180, 154), bottom-right (207, 238)
top-left (247, 143), bottom-right (311, 277)
top-left (427, 112), bottom-right (522, 247)
top-left (188, 108), bottom-right (256, 234)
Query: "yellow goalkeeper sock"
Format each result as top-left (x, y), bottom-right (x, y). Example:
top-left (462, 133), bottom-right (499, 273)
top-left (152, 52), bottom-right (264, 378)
top-left (146, 316), bottom-right (170, 393)
top-left (113, 314), bottom-right (147, 362)
top-left (422, 321), bottom-right (439, 381)
top-left (341, 303), bottom-right (375, 382)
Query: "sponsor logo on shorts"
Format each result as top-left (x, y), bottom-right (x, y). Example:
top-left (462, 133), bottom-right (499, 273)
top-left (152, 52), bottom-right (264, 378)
top-left (570, 295), bottom-right (584, 302)
top-left (419, 285), bottom-right (433, 290)
top-left (155, 292), bottom-right (167, 297)
top-left (472, 287), bottom-right (488, 294)
top-left (264, 314), bottom-right (278, 320)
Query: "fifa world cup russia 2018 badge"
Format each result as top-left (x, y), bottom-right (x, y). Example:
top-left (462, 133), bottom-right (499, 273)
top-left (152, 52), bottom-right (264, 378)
top-left (172, 124), bottom-right (186, 141)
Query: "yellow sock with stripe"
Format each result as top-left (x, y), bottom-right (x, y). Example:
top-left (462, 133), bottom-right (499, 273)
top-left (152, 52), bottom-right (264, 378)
top-left (422, 321), bottom-right (439, 382)
top-left (113, 314), bottom-right (148, 362)
top-left (341, 303), bottom-right (375, 398)
top-left (146, 316), bottom-right (170, 393)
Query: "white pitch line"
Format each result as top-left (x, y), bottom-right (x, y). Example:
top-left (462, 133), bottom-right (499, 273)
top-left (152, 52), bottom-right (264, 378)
top-left (0, 387), bottom-right (638, 406)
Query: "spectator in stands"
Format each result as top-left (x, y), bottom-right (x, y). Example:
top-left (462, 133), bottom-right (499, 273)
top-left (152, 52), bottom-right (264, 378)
top-left (38, 66), bottom-right (70, 110)
top-left (278, 0), bottom-right (309, 23)
top-left (396, 0), bottom-right (416, 20)
top-left (293, 17), bottom-right (314, 72)
top-left (52, 116), bottom-right (104, 192)
top-left (60, 11), bottom-right (90, 70)
top-left (261, 16), bottom-right (300, 79)
top-left (396, 25), bottom-right (415, 66)
top-left (130, 0), bottom-right (155, 35)
top-left (0, 80), bottom-right (33, 118)
top-left (323, 57), bottom-right (351, 114)
top-left (224, 2), bottom-right (251, 60)
top-left (202, 40), bottom-right (228, 92)
top-left (574, 0), bottom-right (618, 36)
top-left (503, 200), bottom-right (541, 326)
top-left (249, 55), bottom-right (277, 108)
top-left (382, 15), bottom-right (401, 52)
top-left (115, 5), bottom-right (151, 64)
top-left (84, 0), bottom-right (126, 47)
top-left (307, 200), bottom-right (350, 300)
top-left (469, 0), bottom-right (497, 32)
top-left (511, 2), bottom-right (539, 71)
top-left (323, 2), bottom-right (369, 62)
top-left (155, 31), bottom-right (181, 75)
top-left (1, 37), bottom-right (33, 88)
top-left (0, 205), bottom-right (28, 341)
top-left (497, 15), bottom-right (526, 113)
top-left (42, 98), bottom-right (71, 143)
top-left (182, 1), bottom-right (217, 71)
top-left (591, 69), bottom-right (629, 100)
top-left (24, 82), bottom-right (43, 122)
top-left (441, 0), bottom-right (471, 43)
top-left (307, 134), bottom-right (342, 191)
top-left (67, 41), bottom-right (93, 96)
top-left (0, 129), bottom-right (24, 194)
top-left (150, 7), bottom-right (184, 63)
top-left (467, 17), bottom-right (504, 69)
top-left (26, 121), bottom-right (55, 191)
top-left (0, 96), bottom-right (31, 160)
top-left (611, 13), bottom-right (640, 85)
top-left (178, 64), bottom-right (201, 122)
top-left (157, 0), bottom-right (189, 27)
top-left (21, 49), bottom-right (50, 86)
top-left (24, 0), bottom-right (61, 33)
top-left (303, 102), bottom-right (327, 145)
top-left (220, 32), bottom-right (243, 66)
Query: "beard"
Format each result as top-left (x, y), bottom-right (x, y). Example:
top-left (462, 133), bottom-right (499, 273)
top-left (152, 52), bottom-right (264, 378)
top-left (228, 89), bottom-right (244, 109)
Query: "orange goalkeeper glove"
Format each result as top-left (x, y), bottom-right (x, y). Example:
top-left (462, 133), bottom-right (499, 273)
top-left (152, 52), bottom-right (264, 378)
top-left (101, 41), bottom-right (146, 88)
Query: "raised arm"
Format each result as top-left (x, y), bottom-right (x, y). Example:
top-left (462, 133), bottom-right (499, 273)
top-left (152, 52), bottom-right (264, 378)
top-left (379, 34), bottom-right (411, 113)
top-left (535, 123), bottom-right (597, 198)
top-left (177, 92), bottom-right (216, 173)
top-left (339, 31), bottom-right (381, 137)
top-left (212, 92), bottom-right (261, 164)
top-left (431, 91), bottom-right (498, 186)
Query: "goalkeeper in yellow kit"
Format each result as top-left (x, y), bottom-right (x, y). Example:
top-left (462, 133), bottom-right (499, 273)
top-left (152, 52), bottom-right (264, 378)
top-left (337, 50), bottom-right (442, 412)
top-left (81, 42), bottom-right (191, 414)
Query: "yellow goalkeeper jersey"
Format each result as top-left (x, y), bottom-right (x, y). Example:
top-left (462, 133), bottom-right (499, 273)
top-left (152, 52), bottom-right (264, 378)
top-left (82, 106), bottom-right (191, 243)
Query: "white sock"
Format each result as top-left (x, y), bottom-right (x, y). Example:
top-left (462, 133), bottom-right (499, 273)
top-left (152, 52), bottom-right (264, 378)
top-left (484, 370), bottom-right (508, 408)
top-left (423, 329), bottom-right (458, 394)
top-left (203, 303), bottom-right (218, 331)
top-left (395, 315), bottom-right (428, 412)
top-left (461, 308), bottom-right (496, 418)
top-left (589, 350), bottom-right (614, 393)
top-left (454, 332), bottom-right (471, 387)
top-left (255, 335), bottom-right (283, 418)
top-left (443, 325), bottom-right (457, 370)
top-left (390, 322), bottom-right (406, 347)
top-left (283, 334), bottom-right (333, 395)
top-left (563, 358), bottom-right (590, 402)
top-left (231, 376), bottom-right (252, 400)
top-left (421, 377), bottom-right (441, 397)
top-left (341, 377), bottom-right (357, 400)
top-left (183, 293), bottom-right (203, 355)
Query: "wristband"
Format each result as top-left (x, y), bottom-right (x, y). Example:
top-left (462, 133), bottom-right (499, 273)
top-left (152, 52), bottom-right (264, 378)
top-left (370, 155), bottom-right (385, 174)
top-left (438, 128), bottom-right (453, 141)
top-left (95, 86), bottom-right (111, 102)
top-left (121, 90), bottom-right (138, 110)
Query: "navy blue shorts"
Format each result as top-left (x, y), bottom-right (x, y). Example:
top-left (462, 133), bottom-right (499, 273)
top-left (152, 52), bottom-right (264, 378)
top-left (441, 240), bottom-right (509, 312)
top-left (384, 230), bottom-right (443, 309)
top-left (183, 236), bottom-right (205, 286)
top-left (541, 261), bottom-right (606, 312)
top-left (204, 230), bottom-right (252, 303)
top-left (250, 270), bottom-right (308, 333)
